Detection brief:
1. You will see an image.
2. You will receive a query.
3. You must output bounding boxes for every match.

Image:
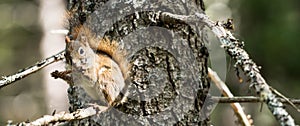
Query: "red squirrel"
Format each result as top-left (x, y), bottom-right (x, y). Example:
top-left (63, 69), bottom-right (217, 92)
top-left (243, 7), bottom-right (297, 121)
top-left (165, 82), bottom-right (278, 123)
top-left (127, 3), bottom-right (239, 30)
top-left (64, 26), bottom-right (130, 107)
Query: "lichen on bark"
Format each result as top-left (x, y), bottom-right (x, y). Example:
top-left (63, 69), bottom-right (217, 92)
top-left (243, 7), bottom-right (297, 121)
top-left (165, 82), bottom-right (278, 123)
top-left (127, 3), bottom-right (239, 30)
top-left (66, 0), bottom-right (211, 125)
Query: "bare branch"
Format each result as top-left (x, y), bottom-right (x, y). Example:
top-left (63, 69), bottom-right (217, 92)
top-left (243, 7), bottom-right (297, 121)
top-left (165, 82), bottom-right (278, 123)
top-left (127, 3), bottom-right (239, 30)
top-left (269, 87), bottom-right (300, 112)
top-left (8, 106), bottom-right (108, 126)
top-left (208, 68), bottom-right (253, 126)
top-left (213, 97), bottom-right (300, 104)
top-left (193, 13), bottom-right (296, 126)
top-left (0, 51), bottom-right (65, 89)
top-left (7, 95), bottom-right (299, 126)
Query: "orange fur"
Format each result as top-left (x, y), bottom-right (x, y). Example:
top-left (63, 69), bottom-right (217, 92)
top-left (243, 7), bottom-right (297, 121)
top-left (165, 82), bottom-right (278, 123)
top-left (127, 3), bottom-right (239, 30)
top-left (71, 26), bottom-right (130, 80)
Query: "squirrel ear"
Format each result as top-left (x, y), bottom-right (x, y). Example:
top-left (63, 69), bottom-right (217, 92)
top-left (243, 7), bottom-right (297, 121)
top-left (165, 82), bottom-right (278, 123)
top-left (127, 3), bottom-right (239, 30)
top-left (68, 25), bottom-right (84, 40)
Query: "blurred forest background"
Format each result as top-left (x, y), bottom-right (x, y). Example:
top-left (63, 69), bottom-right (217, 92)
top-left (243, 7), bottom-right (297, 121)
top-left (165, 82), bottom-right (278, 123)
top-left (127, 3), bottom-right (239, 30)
top-left (0, 0), bottom-right (299, 125)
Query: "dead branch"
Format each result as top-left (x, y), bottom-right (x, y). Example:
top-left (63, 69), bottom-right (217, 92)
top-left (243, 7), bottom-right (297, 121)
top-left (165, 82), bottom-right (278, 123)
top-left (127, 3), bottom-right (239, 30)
top-left (7, 95), bottom-right (299, 126)
top-left (208, 67), bottom-right (252, 126)
top-left (0, 51), bottom-right (65, 89)
top-left (193, 13), bottom-right (296, 126)
top-left (7, 106), bottom-right (109, 126)
top-left (213, 97), bottom-right (300, 104)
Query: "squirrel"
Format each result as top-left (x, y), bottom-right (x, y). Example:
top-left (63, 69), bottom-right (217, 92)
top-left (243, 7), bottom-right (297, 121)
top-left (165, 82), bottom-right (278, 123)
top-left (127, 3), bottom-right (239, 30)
top-left (63, 26), bottom-right (130, 107)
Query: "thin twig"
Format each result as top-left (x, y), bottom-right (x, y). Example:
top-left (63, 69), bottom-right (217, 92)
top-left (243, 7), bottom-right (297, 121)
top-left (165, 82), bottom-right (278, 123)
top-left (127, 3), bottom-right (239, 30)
top-left (269, 87), bottom-right (300, 112)
top-left (213, 96), bottom-right (300, 104)
top-left (208, 68), bottom-right (252, 126)
top-left (0, 51), bottom-right (65, 89)
top-left (7, 106), bottom-right (108, 126)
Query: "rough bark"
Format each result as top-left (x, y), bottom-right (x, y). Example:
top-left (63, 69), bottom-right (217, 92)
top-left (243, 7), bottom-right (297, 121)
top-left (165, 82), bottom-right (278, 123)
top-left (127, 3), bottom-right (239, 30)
top-left (66, 0), bottom-right (210, 125)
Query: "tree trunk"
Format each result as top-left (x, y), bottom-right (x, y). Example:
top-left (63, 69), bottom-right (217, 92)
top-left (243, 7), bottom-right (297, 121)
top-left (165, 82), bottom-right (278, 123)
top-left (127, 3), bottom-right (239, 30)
top-left (66, 0), bottom-right (211, 125)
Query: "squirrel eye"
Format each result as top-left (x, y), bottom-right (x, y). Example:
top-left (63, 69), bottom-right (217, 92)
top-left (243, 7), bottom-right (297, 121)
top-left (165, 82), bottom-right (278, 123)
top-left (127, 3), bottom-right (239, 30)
top-left (78, 47), bottom-right (85, 56)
